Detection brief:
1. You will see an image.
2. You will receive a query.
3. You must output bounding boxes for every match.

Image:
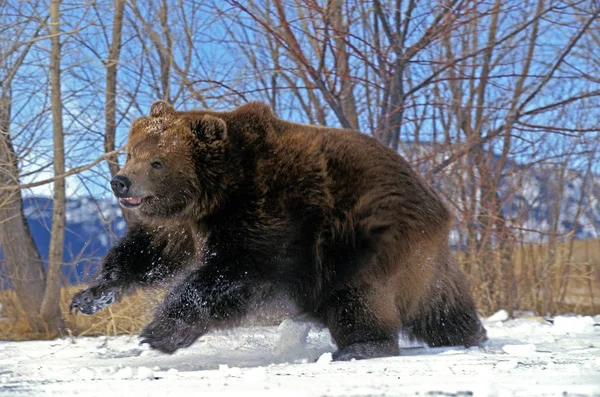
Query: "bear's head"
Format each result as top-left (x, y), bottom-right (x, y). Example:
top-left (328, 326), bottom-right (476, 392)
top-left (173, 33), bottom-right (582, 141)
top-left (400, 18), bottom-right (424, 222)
top-left (111, 101), bottom-right (229, 220)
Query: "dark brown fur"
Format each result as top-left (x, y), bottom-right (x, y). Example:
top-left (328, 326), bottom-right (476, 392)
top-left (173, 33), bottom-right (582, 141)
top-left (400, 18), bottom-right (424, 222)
top-left (70, 101), bottom-right (486, 360)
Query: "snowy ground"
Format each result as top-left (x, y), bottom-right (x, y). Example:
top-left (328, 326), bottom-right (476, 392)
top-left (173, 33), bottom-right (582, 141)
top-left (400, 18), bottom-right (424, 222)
top-left (1, 312), bottom-right (599, 396)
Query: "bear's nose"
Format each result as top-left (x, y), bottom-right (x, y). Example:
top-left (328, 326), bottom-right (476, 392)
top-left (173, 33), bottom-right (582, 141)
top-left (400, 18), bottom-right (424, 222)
top-left (111, 175), bottom-right (131, 197)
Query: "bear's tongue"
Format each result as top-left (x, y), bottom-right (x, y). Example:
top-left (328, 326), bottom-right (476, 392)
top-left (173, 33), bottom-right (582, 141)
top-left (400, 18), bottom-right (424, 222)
top-left (120, 197), bottom-right (142, 205)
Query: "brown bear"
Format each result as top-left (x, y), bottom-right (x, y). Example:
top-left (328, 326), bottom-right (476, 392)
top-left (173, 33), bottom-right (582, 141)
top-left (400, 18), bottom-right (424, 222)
top-left (70, 101), bottom-right (486, 360)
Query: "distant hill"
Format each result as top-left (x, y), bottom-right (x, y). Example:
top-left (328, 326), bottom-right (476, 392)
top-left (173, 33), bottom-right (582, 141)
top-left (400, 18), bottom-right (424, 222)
top-left (406, 142), bottom-right (600, 243)
top-left (1, 197), bottom-right (126, 287)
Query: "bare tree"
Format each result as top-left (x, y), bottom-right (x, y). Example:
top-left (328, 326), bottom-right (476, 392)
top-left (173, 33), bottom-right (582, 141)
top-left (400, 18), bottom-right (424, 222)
top-left (223, 0), bottom-right (600, 315)
top-left (2, 0), bottom-right (599, 340)
top-left (0, 1), bottom-right (47, 332)
top-left (40, 0), bottom-right (66, 335)
top-left (104, 0), bottom-right (126, 184)
top-left (102, 0), bottom-right (136, 224)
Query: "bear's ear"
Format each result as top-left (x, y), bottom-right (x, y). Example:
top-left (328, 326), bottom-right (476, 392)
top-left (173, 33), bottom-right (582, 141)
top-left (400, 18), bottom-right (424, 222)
top-left (190, 115), bottom-right (227, 142)
top-left (149, 100), bottom-right (176, 118)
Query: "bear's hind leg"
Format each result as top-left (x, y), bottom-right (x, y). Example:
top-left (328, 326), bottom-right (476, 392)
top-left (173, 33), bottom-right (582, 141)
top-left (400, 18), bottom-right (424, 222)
top-left (322, 284), bottom-right (400, 361)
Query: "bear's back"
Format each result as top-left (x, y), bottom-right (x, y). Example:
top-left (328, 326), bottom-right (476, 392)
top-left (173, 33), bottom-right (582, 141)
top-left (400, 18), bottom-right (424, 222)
top-left (271, 119), bottom-right (450, 224)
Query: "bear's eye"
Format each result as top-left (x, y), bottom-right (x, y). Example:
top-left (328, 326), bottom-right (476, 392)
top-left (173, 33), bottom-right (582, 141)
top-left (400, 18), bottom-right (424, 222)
top-left (151, 160), bottom-right (163, 169)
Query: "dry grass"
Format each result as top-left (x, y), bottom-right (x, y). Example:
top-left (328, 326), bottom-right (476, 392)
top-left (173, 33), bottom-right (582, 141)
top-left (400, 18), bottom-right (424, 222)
top-left (0, 285), bottom-right (287, 341)
top-left (1, 239), bottom-right (598, 341)
top-left (461, 238), bottom-right (599, 316)
top-left (515, 238), bottom-right (599, 315)
top-left (0, 287), bottom-right (161, 341)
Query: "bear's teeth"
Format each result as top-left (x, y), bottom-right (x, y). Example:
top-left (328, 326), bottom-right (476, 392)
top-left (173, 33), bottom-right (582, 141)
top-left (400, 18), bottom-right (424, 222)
top-left (120, 197), bottom-right (142, 205)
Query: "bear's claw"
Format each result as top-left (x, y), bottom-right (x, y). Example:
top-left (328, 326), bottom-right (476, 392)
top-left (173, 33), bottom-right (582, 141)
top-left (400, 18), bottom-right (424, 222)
top-left (70, 288), bottom-right (115, 315)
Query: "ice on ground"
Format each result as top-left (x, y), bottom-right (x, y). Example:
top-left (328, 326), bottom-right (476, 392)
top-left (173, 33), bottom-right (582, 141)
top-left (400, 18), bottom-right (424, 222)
top-left (136, 367), bottom-right (154, 380)
top-left (218, 364), bottom-right (229, 372)
top-left (495, 360), bottom-right (519, 371)
top-left (243, 366), bottom-right (267, 383)
top-left (219, 365), bottom-right (242, 377)
top-left (315, 352), bottom-right (333, 365)
top-left (165, 368), bottom-right (179, 378)
top-left (487, 309), bottom-right (509, 322)
top-left (272, 317), bottom-right (312, 358)
top-left (76, 367), bottom-right (95, 380)
top-left (552, 315), bottom-right (595, 334)
top-left (0, 313), bottom-right (599, 396)
top-left (501, 343), bottom-right (537, 354)
top-left (113, 366), bottom-right (133, 379)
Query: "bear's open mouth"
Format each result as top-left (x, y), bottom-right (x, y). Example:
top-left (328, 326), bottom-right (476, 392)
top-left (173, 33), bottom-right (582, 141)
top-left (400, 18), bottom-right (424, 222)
top-left (118, 197), bottom-right (143, 208)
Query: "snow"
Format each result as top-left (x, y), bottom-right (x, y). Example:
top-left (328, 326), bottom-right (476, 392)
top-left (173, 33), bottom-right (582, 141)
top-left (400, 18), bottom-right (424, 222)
top-left (315, 352), bottom-right (333, 366)
top-left (0, 312), bottom-right (599, 396)
top-left (486, 309), bottom-right (510, 322)
top-left (501, 343), bottom-right (537, 354)
top-left (136, 367), bottom-right (154, 380)
top-left (273, 318), bottom-right (312, 358)
top-left (114, 366), bottom-right (134, 379)
top-left (552, 315), bottom-right (596, 334)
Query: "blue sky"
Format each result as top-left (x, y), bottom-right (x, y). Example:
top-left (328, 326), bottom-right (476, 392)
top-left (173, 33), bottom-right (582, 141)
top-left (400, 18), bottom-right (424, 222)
top-left (6, 0), bottom-right (599, 200)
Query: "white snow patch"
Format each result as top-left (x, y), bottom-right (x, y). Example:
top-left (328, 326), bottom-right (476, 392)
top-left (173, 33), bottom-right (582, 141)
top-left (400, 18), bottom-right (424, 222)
top-left (218, 364), bottom-right (230, 372)
top-left (166, 368), bottom-right (179, 378)
top-left (486, 309), bottom-right (509, 322)
top-left (0, 314), bottom-right (598, 396)
top-left (316, 352), bottom-right (333, 365)
top-left (495, 360), bottom-right (519, 371)
top-left (137, 367), bottom-right (154, 380)
top-left (502, 343), bottom-right (537, 354)
top-left (114, 366), bottom-right (133, 379)
top-left (272, 318), bottom-right (311, 358)
top-left (243, 366), bottom-right (267, 383)
top-left (221, 366), bottom-right (242, 377)
top-left (76, 367), bottom-right (95, 380)
top-left (552, 315), bottom-right (595, 334)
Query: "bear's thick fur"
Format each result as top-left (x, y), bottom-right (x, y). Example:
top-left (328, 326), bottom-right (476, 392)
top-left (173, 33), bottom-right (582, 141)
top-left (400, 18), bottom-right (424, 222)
top-left (71, 101), bottom-right (486, 360)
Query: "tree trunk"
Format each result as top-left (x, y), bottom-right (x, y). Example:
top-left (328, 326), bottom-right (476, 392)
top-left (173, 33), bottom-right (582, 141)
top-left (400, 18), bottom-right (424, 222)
top-left (0, 91), bottom-right (46, 333)
top-left (40, 0), bottom-right (66, 336)
top-left (104, 0), bottom-right (134, 224)
top-left (328, 0), bottom-right (359, 130)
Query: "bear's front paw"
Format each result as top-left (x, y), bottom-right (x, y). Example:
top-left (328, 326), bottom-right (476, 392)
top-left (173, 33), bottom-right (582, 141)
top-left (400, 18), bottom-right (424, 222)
top-left (140, 317), bottom-right (205, 354)
top-left (70, 287), bottom-right (115, 315)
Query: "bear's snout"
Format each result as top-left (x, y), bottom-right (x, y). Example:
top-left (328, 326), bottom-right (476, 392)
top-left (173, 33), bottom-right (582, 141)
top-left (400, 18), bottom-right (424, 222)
top-left (111, 175), bottom-right (131, 197)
